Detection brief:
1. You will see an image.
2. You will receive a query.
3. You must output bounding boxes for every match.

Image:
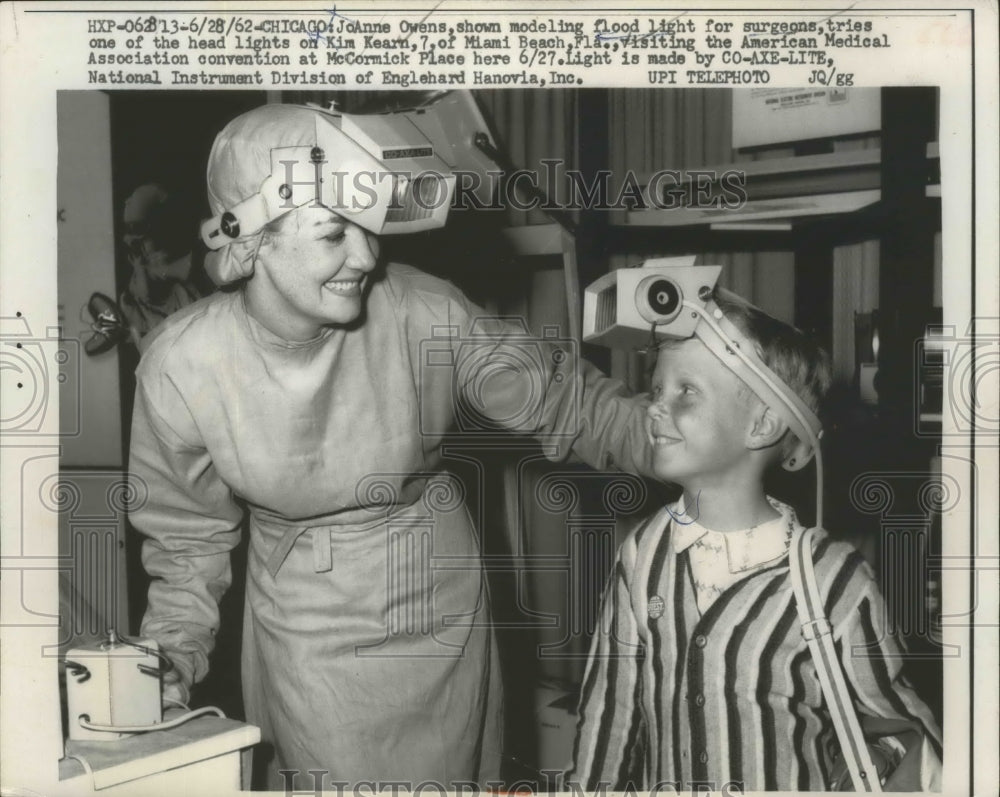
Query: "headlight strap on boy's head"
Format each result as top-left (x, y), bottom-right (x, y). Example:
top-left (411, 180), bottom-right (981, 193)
top-left (581, 262), bottom-right (827, 528)
top-left (685, 292), bottom-right (823, 474)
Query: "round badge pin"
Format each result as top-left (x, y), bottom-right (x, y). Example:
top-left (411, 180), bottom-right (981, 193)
top-left (648, 595), bottom-right (665, 619)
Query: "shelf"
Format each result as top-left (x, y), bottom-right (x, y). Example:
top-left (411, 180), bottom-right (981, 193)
top-left (618, 143), bottom-right (939, 229)
top-left (625, 189), bottom-right (881, 228)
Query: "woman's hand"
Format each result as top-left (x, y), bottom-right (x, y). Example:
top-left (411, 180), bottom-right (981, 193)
top-left (162, 668), bottom-right (191, 711)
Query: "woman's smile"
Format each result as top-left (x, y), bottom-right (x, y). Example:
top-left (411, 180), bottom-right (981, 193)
top-left (244, 206), bottom-right (380, 341)
top-left (322, 276), bottom-right (364, 295)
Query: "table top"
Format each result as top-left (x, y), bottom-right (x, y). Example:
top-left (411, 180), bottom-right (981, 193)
top-left (59, 714), bottom-right (260, 789)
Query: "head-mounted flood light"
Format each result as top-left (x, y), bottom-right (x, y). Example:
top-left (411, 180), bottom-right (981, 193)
top-left (201, 111), bottom-right (454, 249)
top-left (583, 260), bottom-right (824, 524)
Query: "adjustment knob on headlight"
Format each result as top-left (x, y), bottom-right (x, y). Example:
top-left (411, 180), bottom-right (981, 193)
top-left (220, 212), bottom-right (240, 239)
top-left (636, 276), bottom-right (683, 325)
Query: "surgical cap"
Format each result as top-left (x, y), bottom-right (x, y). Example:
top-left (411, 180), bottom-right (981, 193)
top-left (204, 105), bottom-right (326, 286)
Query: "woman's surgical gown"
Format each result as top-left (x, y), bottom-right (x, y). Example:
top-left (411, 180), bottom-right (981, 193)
top-left (129, 264), bottom-right (651, 789)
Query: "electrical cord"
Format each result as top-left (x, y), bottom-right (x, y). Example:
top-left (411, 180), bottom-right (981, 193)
top-left (63, 753), bottom-right (95, 779)
top-left (78, 705), bottom-right (225, 734)
top-left (163, 695), bottom-right (191, 711)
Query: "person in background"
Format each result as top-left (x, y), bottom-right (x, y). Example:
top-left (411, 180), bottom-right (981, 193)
top-left (118, 183), bottom-right (210, 350)
top-left (566, 291), bottom-right (941, 791)
top-left (85, 183), bottom-right (209, 356)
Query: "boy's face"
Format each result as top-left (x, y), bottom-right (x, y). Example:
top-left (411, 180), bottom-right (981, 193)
top-left (645, 338), bottom-right (761, 489)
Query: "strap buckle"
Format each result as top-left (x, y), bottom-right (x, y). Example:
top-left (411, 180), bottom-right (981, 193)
top-left (801, 617), bottom-right (832, 641)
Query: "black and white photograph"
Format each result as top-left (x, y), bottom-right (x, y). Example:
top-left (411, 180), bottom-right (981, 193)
top-left (1, 4), bottom-right (996, 797)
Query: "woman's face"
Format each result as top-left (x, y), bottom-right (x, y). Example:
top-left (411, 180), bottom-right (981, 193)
top-left (249, 205), bottom-right (380, 340)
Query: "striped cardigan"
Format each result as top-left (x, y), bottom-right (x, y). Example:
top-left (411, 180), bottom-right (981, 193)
top-left (566, 503), bottom-right (942, 792)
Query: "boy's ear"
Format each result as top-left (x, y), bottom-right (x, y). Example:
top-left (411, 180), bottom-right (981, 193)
top-left (745, 404), bottom-right (787, 451)
top-left (747, 404), bottom-right (816, 470)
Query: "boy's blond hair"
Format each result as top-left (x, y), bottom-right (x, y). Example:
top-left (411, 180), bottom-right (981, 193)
top-left (712, 289), bottom-right (832, 420)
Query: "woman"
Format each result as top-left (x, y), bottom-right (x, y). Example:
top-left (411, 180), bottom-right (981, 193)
top-left (129, 103), bottom-right (651, 789)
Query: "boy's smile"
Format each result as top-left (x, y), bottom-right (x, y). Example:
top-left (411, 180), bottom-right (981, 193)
top-left (645, 337), bottom-right (760, 491)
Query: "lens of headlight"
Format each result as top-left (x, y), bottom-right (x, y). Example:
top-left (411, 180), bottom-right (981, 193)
top-left (412, 174), bottom-right (443, 209)
top-left (391, 175), bottom-right (408, 209)
top-left (648, 279), bottom-right (680, 316)
top-left (636, 276), bottom-right (683, 325)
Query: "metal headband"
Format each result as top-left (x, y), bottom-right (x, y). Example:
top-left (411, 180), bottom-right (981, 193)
top-left (688, 297), bottom-right (822, 471)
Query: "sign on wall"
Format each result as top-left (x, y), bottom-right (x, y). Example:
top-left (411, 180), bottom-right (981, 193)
top-left (732, 87), bottom-right (881, 149)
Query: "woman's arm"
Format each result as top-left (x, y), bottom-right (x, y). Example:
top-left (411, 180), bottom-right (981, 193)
top-left (386, 265), bottom-right (655, 477)
top-left (129, 372), bottom-right (244, 703)
top-left (443, 299), bottom-right (654, 478)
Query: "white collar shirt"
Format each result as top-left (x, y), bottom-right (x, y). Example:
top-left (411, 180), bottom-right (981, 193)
top-left (670, 497), bottom-right (796, 614)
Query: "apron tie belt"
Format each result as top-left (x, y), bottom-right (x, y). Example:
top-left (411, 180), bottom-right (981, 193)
top-left (313, 529), bottom-right (333, 573)
top-left (265, 525), bottom-right (312, 579)
top-left (263, 515), bottom-right (396, 578)
top-left (264, 527), bottom-right (334, 577)
top-left (260, 483), bottom-right (439, 579)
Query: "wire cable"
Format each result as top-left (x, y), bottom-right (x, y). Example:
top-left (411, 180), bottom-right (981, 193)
top-left (163, 695), bottom-right (191, 712)
top-left (78, 705), bottom-right (225, 734)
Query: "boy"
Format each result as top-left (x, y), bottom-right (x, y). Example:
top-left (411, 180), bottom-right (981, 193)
top-left (566, 291), bottom-right (941, 792)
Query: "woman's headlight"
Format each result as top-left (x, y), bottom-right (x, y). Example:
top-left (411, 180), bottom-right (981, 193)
top-left (412, 174), bottom-right (444, 209)
top-left (388, 173), bottom-right (446, 214)
top-left (391, 175), bottom-right (408, 210)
